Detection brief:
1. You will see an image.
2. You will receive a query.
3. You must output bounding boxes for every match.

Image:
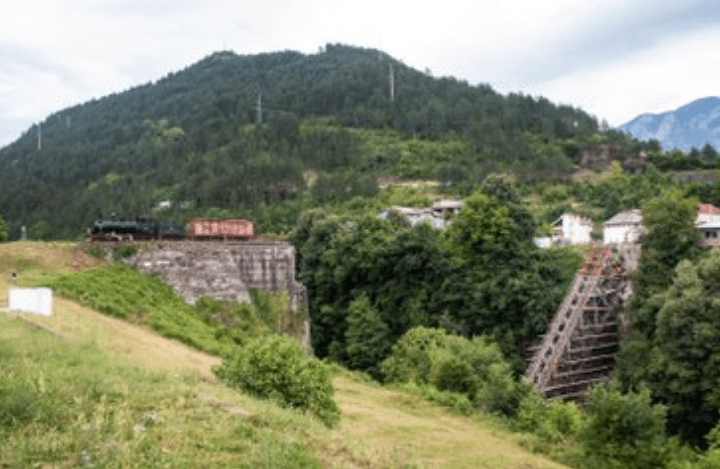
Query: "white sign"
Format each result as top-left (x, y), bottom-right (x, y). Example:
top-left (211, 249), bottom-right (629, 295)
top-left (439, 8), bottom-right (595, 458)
top-left (9, 288), bottom-right (53, 316)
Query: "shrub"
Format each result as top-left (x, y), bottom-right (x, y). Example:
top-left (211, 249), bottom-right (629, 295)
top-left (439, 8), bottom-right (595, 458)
top-left (399, 382), bottom-right (473, 416)
top-left (0, 215), bottom-right (9, 242)
top-left (381, 327), bottom-right (448, 384)
top-left (194, 296), bottom-right (269, 345)
top-left (382, 327), bottom-right (529, 416)
top-left (86, 243), bottom-right (107, 259)
top-left (214, 335), bottom-right (340, 428)
top-left (580, 384), bottom-right (669, 469)
top-left (516, 390), bottom-right (586, 443)
top-left (113, 244), bottom-right (138, 261)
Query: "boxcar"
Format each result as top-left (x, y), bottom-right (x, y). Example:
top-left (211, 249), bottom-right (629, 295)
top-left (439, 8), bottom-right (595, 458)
top-left (188, 219), bottom-right (255, 241)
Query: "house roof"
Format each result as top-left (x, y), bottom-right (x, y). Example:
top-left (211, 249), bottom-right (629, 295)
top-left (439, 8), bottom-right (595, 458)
top-left (432, 199), bottom-right (464, 210)
top-left (387, 206), bottom-right (431, 216)
top-left (698, 203), bottom-right (720, 215)
top-left (604, 209), bottom-right (643, 226)
top-left (553, 213), bottom-right (593, 227)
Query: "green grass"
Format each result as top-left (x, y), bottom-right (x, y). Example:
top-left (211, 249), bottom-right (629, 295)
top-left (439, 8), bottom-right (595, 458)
top-left (0, 314), bottom-right (330, 468)
top-left (26, 263), bottom-right (268, 358)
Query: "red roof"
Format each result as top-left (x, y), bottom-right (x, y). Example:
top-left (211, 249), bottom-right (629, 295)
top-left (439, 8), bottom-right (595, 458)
top-left (698, 203), bottom-right (720, 215)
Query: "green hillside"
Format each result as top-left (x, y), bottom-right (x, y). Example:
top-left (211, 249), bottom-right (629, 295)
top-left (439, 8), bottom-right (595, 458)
top-left (0, 44), bottom-right (615, 239)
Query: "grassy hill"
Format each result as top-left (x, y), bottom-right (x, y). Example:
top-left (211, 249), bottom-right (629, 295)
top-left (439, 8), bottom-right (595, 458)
top-left (0, 241), bottom-right (574, 468)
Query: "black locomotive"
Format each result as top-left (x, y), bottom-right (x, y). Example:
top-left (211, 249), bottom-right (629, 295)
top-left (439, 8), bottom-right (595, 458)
top-left (88, 215), bottom-right (186, 242)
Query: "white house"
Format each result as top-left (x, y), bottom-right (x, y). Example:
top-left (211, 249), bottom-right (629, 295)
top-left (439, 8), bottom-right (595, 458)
top-left (552, 213), bottom-right (594, 245)
top-left (696, 203), bottom-right (720, 247)
top-left (603, 209), bottom-right (643, 245)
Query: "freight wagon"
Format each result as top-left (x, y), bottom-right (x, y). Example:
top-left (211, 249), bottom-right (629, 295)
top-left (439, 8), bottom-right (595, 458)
top-left (187, 219), bottom-right (255, 241)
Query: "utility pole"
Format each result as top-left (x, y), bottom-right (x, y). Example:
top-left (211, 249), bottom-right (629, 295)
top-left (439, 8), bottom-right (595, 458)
top-left (389, 64), bottom-right (394, 102)
top-left (37, 124), bottom-right (41, 151)
top-left (256, 93), bottom-right (262, 125)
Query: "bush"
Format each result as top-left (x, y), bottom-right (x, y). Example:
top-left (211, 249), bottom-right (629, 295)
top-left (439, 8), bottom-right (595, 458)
top-left (580, 384), bottom-right (669, 469)
top-left (0, 215), bottom-right (9, 242)
top-left (214, 335), bottom-right (340, 428)
top-left (515, 390), bottom-right (585, 443)
top-left (86, 243), bottom-right (107, 259)
top-left (113, 244), bottom-right (138, 261)
top-left (399, 382), bottom-right (474, 416)
top-left (381, 327), bottom-right (529, 416)
top-left (194, 296), bottom-right (269, 345)
top-left (381, 327), bottom-right (453, 385)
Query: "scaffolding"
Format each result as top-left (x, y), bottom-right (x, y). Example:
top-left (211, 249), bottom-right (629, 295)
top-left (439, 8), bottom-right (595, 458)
top-left (526, 246), bottom-right (632, 399)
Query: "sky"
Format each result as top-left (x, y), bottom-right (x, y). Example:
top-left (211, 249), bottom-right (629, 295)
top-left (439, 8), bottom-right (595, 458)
top-left (1, 0), bottom-right (720, 148)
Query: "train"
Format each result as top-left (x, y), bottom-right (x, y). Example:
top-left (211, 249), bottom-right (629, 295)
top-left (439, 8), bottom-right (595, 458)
top-left (88, 215), bottom-right (255, 242)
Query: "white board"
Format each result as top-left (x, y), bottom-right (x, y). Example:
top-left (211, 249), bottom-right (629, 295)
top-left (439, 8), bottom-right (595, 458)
top-left (9, 288), bottom-right (53, 316)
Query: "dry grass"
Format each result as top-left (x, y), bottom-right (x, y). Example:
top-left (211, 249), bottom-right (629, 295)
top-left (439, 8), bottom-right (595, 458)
top-left (333, 375), bottom-right (570, 469)
top-left (0, 241), bottom-right (220, 379)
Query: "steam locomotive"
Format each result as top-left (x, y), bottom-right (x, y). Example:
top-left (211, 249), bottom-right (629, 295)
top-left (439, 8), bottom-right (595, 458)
top-left (88, 215), bottom-right (255, 242)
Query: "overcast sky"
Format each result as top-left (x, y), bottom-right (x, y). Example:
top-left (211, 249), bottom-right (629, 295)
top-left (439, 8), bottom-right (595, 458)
top-left (1, 0), bottom-right (719, 148)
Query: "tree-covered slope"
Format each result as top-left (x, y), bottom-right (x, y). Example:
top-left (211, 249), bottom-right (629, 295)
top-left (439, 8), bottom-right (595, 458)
top-left (0, 44), bottom-right (602, 239)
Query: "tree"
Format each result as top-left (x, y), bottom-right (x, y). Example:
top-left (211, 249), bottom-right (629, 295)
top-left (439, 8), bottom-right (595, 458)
top-left (297, 213), bottom-right (450, 367)
top-left (652, 252), bottom-right (720, 445)
top-left (440, 179), bottom-right (575, 366)
top-left (580, 384), bottom-right (669, 469)
top-left (444, 186), bottom-right (534, 267)
top-left (0, 215), bottom-right (9, 242)
top-left (344, 293), bottom-right (390, 376)
top-left (381, 327), bottom-right (529, 416)
top-left (617, 190), bottom-right (709, 445)
top-left (631, 189), bottom-right (701, 335)
top-left (701, 143), bottom-right (718, 163)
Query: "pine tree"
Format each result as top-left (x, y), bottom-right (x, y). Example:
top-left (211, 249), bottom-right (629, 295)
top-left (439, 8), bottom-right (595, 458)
top-left (345, 293), bottom-right (390, 376)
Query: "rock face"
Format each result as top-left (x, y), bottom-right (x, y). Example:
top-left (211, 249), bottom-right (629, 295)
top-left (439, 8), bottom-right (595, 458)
top-left (129, 240), bottom-right (307, 308)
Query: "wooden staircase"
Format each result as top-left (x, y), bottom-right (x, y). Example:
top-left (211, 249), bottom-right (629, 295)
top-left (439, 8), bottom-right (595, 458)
top-left (526, 246), bottom-right (630, 399)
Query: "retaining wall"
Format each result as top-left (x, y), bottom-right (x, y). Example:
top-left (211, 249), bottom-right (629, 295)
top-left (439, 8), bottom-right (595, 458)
top-left (127, 240), bottom-right (310, 348)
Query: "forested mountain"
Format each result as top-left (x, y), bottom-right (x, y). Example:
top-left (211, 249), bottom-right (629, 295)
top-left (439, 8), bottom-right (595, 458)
top-left (0, 44), bottom-right (604, 239)
top-left (620, 97), bottom-right (720, 152)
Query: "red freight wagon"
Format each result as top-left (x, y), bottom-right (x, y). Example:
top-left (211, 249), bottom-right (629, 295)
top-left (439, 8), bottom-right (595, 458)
top-left (188, 219), bottom-right (255, 240)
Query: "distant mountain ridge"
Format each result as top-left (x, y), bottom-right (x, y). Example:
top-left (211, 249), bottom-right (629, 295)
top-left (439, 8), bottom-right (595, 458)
top-left (619, 97), bottom-right (720, 151)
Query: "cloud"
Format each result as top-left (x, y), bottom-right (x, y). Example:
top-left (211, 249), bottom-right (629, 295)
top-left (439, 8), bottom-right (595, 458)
top-left (1, 0), bottom-right (720, 146)
top-left (537, 26), bottom-right (720, 126)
